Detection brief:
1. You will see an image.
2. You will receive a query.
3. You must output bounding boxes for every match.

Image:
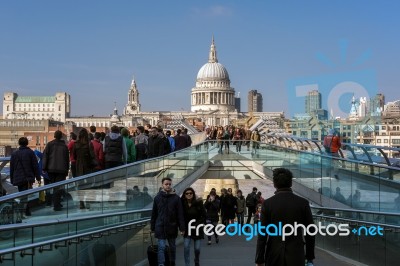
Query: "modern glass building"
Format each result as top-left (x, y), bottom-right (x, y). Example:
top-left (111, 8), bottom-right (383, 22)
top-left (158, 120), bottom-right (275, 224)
top-left (305, 89), bottom-right (322, 115)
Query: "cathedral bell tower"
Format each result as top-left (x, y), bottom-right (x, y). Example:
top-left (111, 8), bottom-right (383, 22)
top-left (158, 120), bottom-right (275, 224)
top-left (124, 76), bottom-right (141, 115)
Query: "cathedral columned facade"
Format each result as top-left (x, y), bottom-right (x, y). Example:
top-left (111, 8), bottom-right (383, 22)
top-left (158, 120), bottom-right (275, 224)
top-left (191, 37), bottom-right (236, 113)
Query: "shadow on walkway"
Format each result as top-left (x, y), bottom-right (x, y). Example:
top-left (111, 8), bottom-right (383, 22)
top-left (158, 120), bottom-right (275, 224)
top-left (175, 235), bottom-right (356, 266)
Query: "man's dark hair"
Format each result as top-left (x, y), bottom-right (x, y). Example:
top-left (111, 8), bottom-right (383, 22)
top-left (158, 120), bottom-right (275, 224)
top-left (89, 125), bottom-right (96, 133)
top-left (137, 126), bottom-right (144, 133)
top-left (94, 132), bottom-right (101, 139)
top-left (176, 129), bottom-right (182, 135)
top-left (70, 132), bottom-right (77, 140)
top-left (18, 137), bottom-right (28, 146)
top-left (111, 125), bottom-right (120, 133)
top-left (272, 168), bottom-right (293, 189)
top-left (166, 130), bottom-right (171, 136)
top-left (54, 130), bottom-right (63, 140)
top-left (252, 187), bottom-right (258, 192)
top-left (161, 177), bottom-right (172, 184)
top-left (100, 132), bottom-right (106, 141)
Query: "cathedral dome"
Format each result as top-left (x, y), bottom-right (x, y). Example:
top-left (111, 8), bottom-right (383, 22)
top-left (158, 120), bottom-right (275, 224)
top-left (196, 37), bottom-right (230, 81)
top-left (191, 37), bottom-right (235, 113)
top-left (197, 62), bottom-right (229, 80)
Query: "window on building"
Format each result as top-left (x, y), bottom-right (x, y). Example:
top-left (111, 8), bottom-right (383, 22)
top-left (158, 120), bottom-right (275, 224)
top-left (382, 126), bottom-right (386, 130)
top-left (58, 106), bottom-right (61, 111)
top-left (384, 139), bottom-right (388, 143)
top-left (377, 139), bottom-right (381, 143)
top-left (393, 139), bottom-right (400, 144)
top-left (36, 136), bottom-right (40, 145)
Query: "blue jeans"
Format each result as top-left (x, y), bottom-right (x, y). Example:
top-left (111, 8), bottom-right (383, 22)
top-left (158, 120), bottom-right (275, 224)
top-left (237, 212), bottom-right (245, 225)
top-left (157, 238), bottom-right (176, 266)
top-left (206, 221), bottom-right (219, 241)
top-left (218, 142), bottom-right (223, 154)
top-left (184, 237), bottom-right (201, 266)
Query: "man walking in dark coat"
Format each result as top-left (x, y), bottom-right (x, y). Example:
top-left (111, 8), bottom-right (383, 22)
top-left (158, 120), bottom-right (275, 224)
top-left (147, 127), bottom-right (163, 158)
top-left (151, 177), bottom-right (185, 266)
top-left (10, 137), bottom-right (41, 216)
top-left (43, 130), bottom-right (69, 211)
top-left (255, 168), bottom-right (315, 266)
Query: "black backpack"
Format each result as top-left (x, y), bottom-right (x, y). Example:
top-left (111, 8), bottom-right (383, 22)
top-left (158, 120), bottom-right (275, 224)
top-left (246, 193), bottom-right (256, 207)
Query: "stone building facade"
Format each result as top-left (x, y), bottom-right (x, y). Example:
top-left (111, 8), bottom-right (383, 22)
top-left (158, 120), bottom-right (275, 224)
top-left (3, 92), bottom-right (70, 122)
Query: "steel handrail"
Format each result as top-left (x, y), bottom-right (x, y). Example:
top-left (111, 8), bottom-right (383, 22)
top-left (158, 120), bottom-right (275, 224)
top-left (0, 208), bottom-right (152, 231)
top-left (0, 218), bottom-right (151, 257)
top-left (313, 214), bottom-right (400, 230)
top-left (311, 206), bottom-right (400, 217)
top-left (0, 141), bottom-right (204, 203)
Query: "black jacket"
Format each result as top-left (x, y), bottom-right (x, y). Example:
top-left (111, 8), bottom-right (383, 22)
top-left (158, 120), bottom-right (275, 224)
top-left (42, 139), bottom-right (69, 175)
top-left (204, 197), bottom-right (220, 222)
top-left (10, 146), bottom-right (41, 186)
top-left (182, 199), bottom-right (207, 239)
top-left (151, 190), bottom-right (185, 239)
top-left (221, 194), bottom-right (237, 220)
top-left (104, 135), bottom-right (123, 163)
top-left (147, 135), bottom-right (163, 158)
top-left (255, 188), bottom-right (315, 265)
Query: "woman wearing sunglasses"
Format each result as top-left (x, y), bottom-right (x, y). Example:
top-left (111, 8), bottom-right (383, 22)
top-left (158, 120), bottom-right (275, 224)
top-left (181, 187), bottom-right (207, 266)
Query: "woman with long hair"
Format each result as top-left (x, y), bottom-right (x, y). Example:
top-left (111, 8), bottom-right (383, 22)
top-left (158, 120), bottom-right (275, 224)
top-left (73, 128), bottom-right (96, 209)
top-left (181, 187), bottom-right (206, 266)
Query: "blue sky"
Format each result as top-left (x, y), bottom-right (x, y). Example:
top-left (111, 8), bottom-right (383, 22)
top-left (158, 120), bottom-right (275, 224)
top-left (1, 1), bottom-right (399, 117)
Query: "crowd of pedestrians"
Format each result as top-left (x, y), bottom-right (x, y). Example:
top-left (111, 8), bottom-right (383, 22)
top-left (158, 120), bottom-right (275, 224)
top-left (205, 125), bottom-right (261, 155)
top-left (8, 124), bottom-right (193, 213)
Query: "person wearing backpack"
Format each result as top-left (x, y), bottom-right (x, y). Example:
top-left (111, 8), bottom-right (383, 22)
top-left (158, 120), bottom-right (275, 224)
top-left (246, 187), bottom-right (258, 225)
